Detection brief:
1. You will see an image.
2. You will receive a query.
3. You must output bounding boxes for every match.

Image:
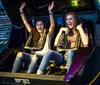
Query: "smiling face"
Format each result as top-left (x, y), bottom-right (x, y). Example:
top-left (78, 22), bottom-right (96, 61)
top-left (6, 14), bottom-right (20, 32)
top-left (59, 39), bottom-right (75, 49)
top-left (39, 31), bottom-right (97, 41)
top-left (36, 21), bottom-right (44, 33)
top-left (66, 12), bottom-right (77, 29)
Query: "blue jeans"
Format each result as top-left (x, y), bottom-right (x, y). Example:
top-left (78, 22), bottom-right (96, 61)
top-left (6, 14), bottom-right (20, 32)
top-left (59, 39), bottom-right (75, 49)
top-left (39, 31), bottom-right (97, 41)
top-left (37, 49), bottom-right (75, 74)
top-left (66, 50), bottom-right (76, 72)
top-left (12, 52), bottom-right (42, 73)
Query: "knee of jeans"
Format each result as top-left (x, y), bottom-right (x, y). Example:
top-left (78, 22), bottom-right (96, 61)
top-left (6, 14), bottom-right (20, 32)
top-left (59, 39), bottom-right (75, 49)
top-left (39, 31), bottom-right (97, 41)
top-left (68, 50), bottom-right (74, 55)
top-left (47, 50), bottom-right (54, 55)
top-left (31, 54), bottom-right (38, 60)
top-left (68, 50), bottom-right (73, 53)
top-left (17, 52), bottom-right (23, 57)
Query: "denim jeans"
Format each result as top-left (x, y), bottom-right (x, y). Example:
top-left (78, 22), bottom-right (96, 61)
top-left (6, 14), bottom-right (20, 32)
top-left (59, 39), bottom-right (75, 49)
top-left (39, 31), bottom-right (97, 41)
top-left (12, 34), bottom-right (52, 73)
top-left (37, 50), bottom-right (64, 74)
top-left (66, 50), bottom-right (76, 72)
top-left (37, 49), bottom-right (76, 74)
top-left (12, 52), bottom-right (40, 73)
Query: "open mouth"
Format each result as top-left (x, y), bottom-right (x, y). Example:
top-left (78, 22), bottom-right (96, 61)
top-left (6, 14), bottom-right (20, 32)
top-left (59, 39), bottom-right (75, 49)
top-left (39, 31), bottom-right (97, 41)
top-left (68, 23), bottom-right (73, 28)
top-left (68, 23), bottom-right (72, 26)
top-left (38, 27), bottom-right (42, 30)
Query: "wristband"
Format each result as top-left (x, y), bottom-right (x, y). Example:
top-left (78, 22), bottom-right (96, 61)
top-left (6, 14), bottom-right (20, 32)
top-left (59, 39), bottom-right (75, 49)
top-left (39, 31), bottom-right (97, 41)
top-left (20, 13), bottom-right (25, 16)
top-left (49, 11), bottom-right (53, 15)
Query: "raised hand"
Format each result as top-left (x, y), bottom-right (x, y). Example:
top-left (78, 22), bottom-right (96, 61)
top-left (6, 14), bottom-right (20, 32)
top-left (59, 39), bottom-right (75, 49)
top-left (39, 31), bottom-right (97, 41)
top-left (19, 2), bottom-right (26, 13)
top-left (48, 1), bottom-right (54, 12)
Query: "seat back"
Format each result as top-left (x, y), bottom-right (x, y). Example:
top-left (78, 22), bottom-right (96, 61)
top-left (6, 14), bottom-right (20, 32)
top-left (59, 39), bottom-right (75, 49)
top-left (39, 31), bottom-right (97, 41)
top-left (79, 18), bottom-right (95, 47)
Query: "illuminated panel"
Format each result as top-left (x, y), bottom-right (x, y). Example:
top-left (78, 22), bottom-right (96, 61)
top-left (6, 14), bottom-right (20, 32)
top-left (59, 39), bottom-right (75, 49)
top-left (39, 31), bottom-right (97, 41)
top-left (96, 0), bottom-right (100, 5)
top-left (95, 0), bottom-right (100, 9)
top-left (0, 1), bottom-right (12, 53)
top-left (71, 0), bottom-right (78, 6)
top-left (71, 0), bottom-right (86, 7)
top-left (99, 0), bottom-right (100, 3)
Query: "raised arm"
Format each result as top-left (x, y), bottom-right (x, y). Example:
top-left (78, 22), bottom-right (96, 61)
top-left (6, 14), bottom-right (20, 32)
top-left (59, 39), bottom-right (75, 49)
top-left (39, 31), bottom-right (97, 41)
top-left (48, 1), bottom-right (55, 36)
top-left (20, 2), bottom-right (32, 33)
top-left (76, 24), bottom-right (89, 46)
top-left (54, 27), bottom-right (68, 46)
